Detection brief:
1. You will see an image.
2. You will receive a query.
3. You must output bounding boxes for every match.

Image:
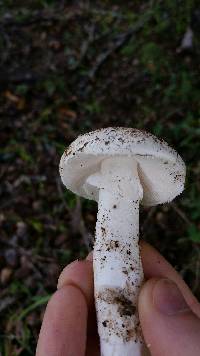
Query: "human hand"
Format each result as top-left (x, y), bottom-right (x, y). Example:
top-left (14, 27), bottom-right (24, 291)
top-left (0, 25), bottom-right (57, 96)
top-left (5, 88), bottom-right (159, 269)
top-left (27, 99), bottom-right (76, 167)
top-left (36, 241), bottom-right (200, 356)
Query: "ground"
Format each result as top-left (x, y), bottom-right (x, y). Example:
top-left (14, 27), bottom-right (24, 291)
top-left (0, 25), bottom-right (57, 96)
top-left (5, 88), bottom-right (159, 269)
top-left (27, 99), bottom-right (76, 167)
top-left (0, 1), bottom-right (200, 355)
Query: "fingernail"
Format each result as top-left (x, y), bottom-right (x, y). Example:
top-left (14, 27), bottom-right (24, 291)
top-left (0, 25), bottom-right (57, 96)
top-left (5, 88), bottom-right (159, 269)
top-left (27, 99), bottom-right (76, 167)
top-left (86, 252), bottom-right (93, 261)
top-left (153, 279), bottom-right (190, 316)
top-left (57, 260), bottom-right (79, 289)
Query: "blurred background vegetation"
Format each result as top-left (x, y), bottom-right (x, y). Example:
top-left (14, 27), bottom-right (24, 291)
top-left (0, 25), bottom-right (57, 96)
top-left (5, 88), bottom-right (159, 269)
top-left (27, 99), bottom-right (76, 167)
top-left (0, 1), bottom-right (200, 355)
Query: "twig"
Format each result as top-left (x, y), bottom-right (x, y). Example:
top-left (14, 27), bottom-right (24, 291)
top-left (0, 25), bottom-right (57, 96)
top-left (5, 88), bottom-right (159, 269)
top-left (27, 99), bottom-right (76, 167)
top-left (0, 71), bottom-right (40, 85)
top-left (141, 206), bottom-right (157, 234)
top-left (72, 198), bottom-right (93, 252)
top-left (56, 178), bottom-right (92, 251)
top-left (56, 177), bottom-right (71, 214)
top-left (88, 11), bottom-right (152, 79)
top-left (0, 236), bottom-right (54, 264)
top-left (0, 296), bottom-right (17, 314)
top-left (170, 202), bottom-right (192, 225)
top-left (0, 9), bottom-right (76, 27)
top-left (71, 25), bottom-right (95, 70)
top-left (89, 8), bottom-right (124, 19)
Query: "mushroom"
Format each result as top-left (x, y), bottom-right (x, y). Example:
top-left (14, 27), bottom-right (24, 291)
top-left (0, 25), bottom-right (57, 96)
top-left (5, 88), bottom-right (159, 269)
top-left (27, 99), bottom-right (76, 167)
top-left (59, 127), bottom-right (186, 356)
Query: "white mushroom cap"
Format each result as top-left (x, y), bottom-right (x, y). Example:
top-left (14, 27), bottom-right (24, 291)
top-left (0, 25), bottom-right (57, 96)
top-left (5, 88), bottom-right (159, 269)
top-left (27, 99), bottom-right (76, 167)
top-left (59, 127), bottom-right (186, 206)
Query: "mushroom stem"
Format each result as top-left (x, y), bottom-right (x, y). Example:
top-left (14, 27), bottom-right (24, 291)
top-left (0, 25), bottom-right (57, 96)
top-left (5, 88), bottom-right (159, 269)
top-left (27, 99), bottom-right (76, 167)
top-left (87, 157), bottom-right (145, 356)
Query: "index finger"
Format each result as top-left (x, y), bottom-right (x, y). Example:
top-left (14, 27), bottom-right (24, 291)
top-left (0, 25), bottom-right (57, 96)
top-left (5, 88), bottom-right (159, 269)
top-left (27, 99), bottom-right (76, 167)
top-left (36, 260), bottom-right (93, 356)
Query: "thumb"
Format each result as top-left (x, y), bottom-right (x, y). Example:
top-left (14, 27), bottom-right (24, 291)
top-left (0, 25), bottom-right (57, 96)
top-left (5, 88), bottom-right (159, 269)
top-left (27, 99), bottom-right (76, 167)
top-left (139, 278), bottom-right (200, 356)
